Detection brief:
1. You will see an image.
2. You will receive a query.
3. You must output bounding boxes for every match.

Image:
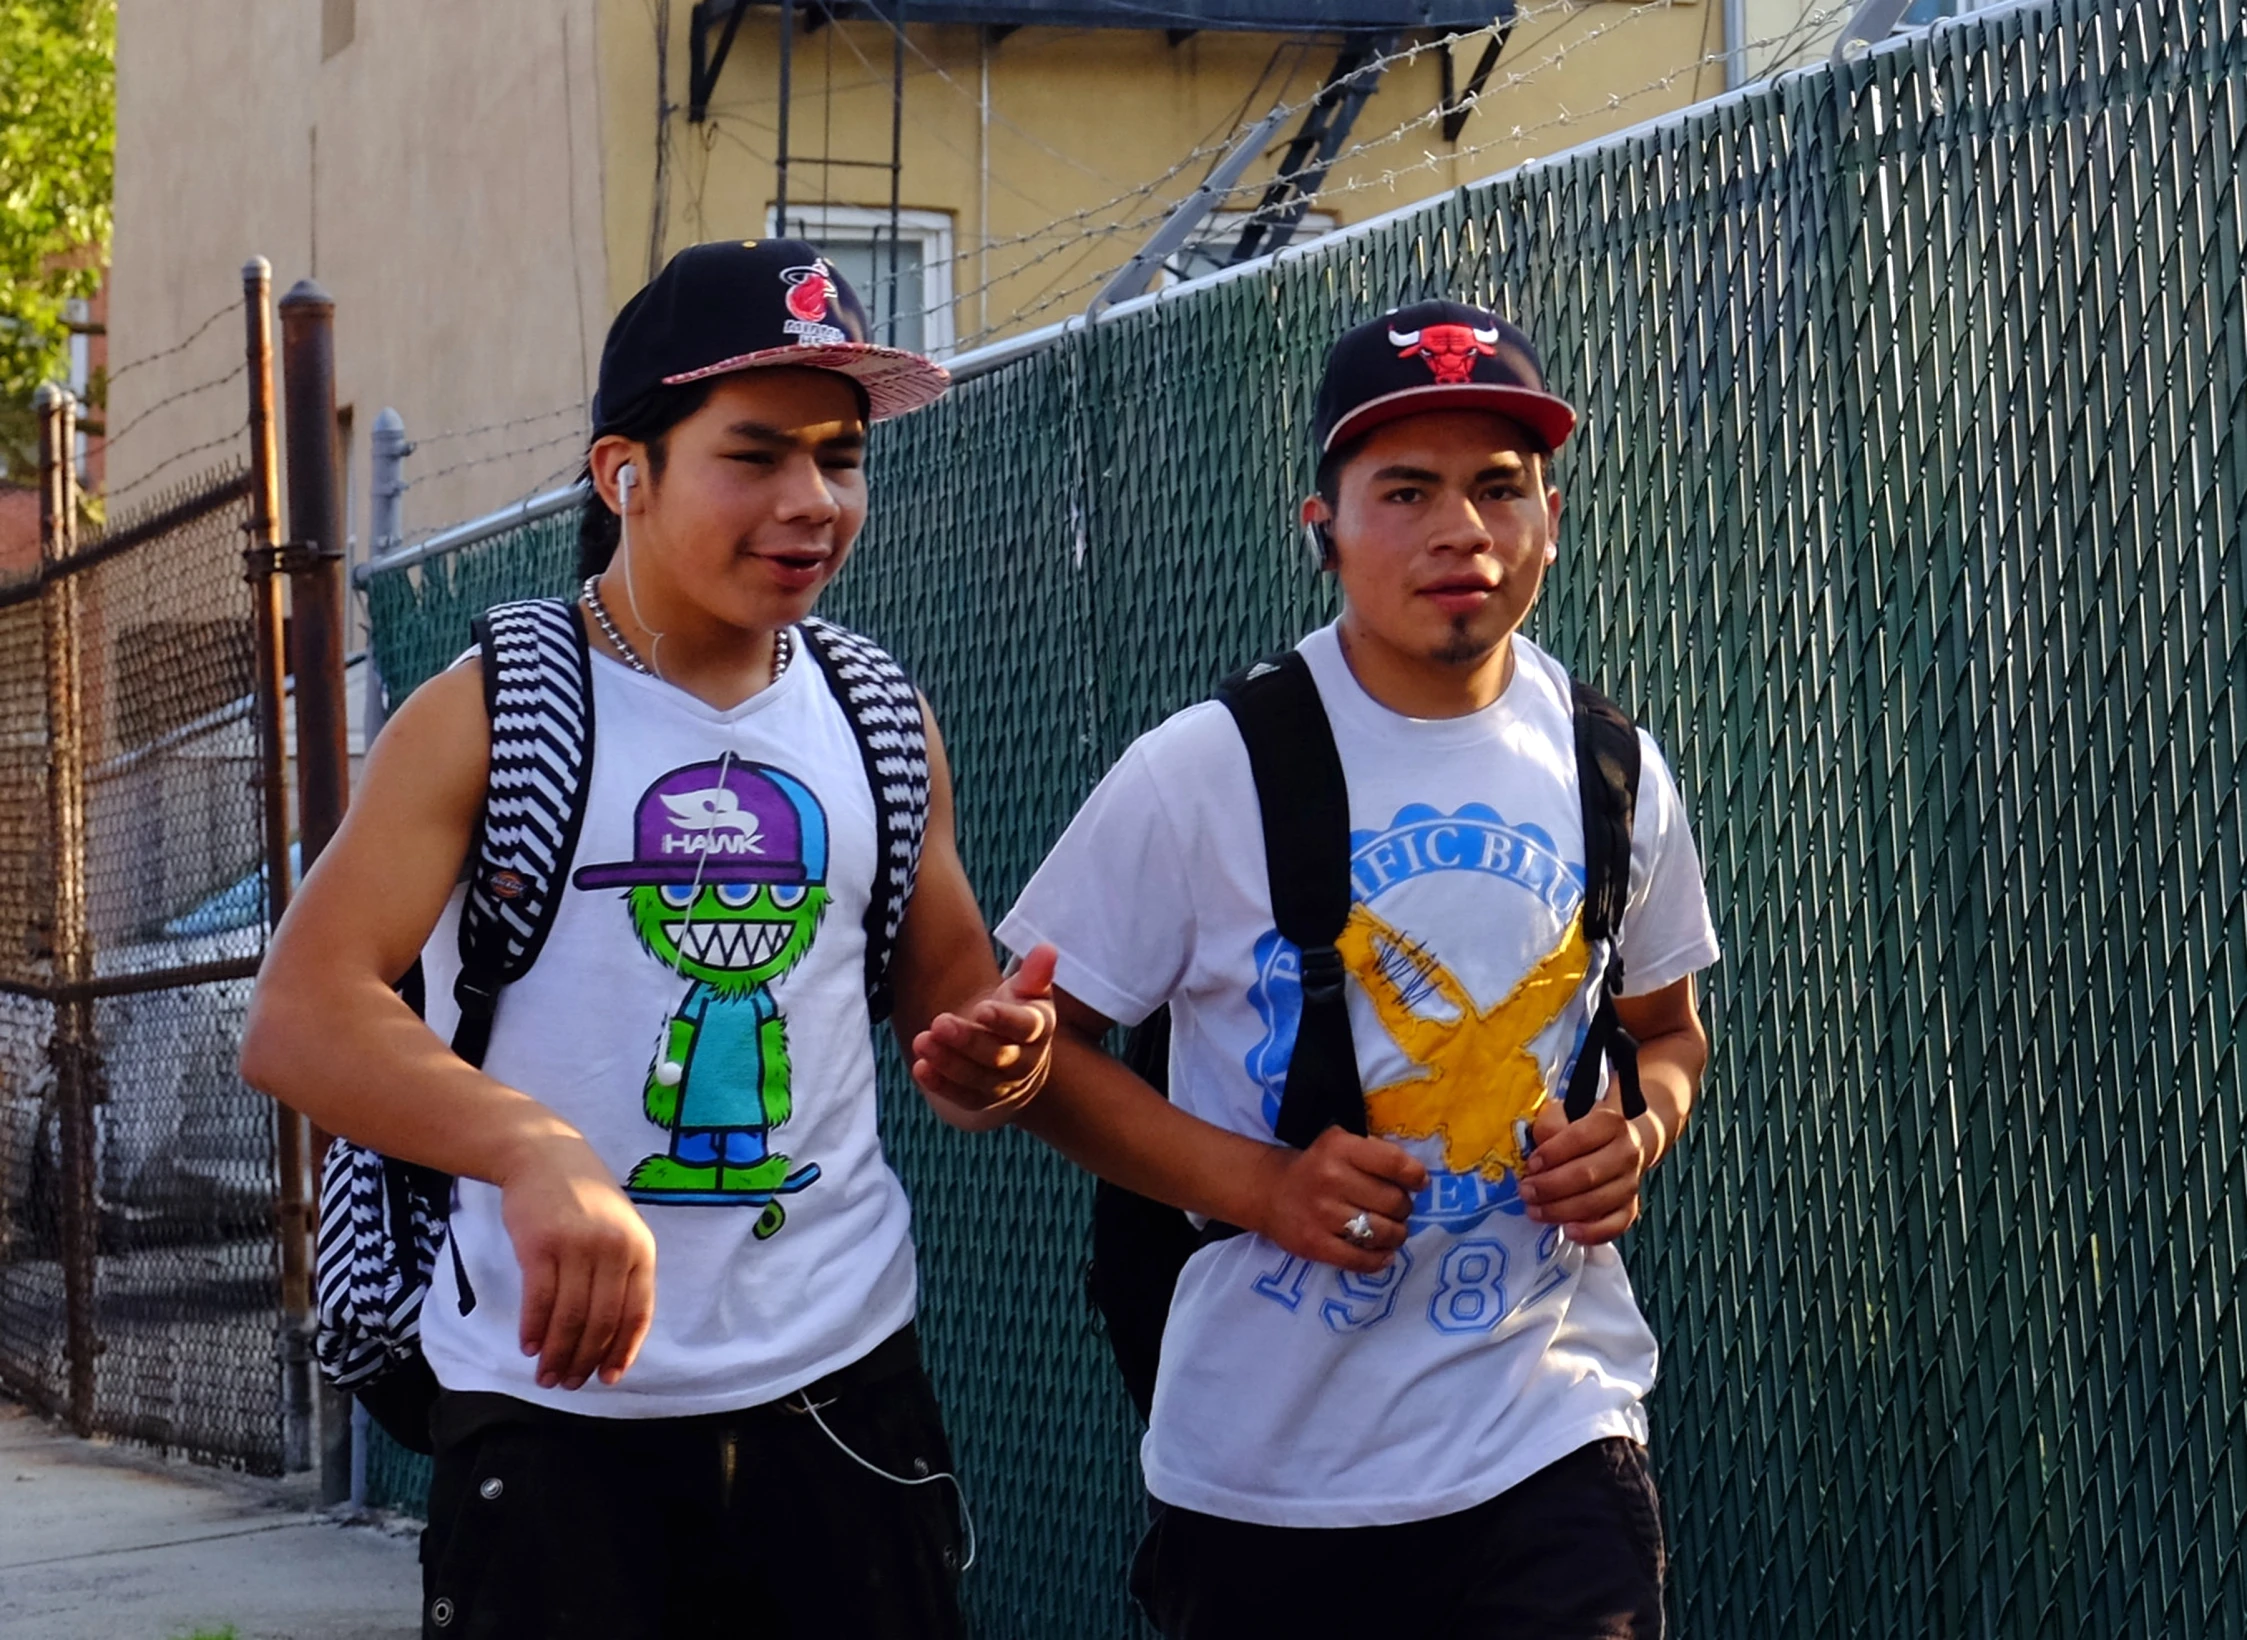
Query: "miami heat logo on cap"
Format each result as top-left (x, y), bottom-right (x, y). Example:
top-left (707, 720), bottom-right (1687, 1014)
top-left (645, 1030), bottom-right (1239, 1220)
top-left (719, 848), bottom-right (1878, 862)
top-left (781, 262), bottom-right (847, 346)
top-left (1390, 321), bottom-right (1501, 385)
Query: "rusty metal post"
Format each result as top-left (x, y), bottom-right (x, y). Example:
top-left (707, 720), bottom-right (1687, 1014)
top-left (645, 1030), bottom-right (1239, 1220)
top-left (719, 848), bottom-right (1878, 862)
top-left (278, 280), bottom-right (351, 869)
top-left (243, 260), bottom-right (316, 1475)
top-left (37, 382), bottom-right (98, 1437)
top-left (278, 278), bottom-right (355, 1501)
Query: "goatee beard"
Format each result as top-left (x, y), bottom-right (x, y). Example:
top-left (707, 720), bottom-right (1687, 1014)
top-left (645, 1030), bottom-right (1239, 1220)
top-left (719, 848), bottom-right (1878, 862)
top-left (1432, 616), bottom-right (1500, 668)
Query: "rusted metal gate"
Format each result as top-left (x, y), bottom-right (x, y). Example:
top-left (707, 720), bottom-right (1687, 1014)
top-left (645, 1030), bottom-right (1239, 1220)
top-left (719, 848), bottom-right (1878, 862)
top-left (0, 264), bottom-right (330, 1475)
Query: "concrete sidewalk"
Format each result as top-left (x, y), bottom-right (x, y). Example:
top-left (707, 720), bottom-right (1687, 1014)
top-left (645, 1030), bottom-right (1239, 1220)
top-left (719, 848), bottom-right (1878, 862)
top-left (0, 1400), bottom-right (419, 1640)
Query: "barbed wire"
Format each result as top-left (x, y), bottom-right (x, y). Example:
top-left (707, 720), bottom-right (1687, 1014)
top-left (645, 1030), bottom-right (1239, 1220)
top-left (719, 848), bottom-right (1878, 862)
top-left (399, 455), bottom-right (591, 551)
top-left (88, 359), bottom-right (247, 456)
top-left (401, 426), bottom-right (588, 494)
top-left (103, 297), bottom-right (239, 389)
top-left (944, 0), bottom-right (1853, 348)
top-left (103, 421), bottom-right (249, 510)
top-left (408, 400), bottom-right (587, 451)
top-left (924, 1), bottom-right (1682, 344)
top-left (936, 2), bottom-right (1848, 352)
top-left (378, 0), bottom-right (1840, 538)
top-left (814, 1), bottom-right (1593, 338)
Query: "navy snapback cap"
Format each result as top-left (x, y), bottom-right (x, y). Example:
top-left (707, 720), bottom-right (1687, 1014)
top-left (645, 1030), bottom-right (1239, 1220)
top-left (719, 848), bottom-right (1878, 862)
top-left (593, 239), bottom-right (950, 432)
top-left (1313, 301), bottom-right (1576, 455)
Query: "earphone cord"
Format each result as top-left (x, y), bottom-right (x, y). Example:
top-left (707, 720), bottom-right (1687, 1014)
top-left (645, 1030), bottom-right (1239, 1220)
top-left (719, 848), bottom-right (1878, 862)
top-left (671, 750), bottom-right (734, 980)
top-left (618, 466), bottom-right (668, 682)
top-left (793, 1392), bottom-right (977, 1572)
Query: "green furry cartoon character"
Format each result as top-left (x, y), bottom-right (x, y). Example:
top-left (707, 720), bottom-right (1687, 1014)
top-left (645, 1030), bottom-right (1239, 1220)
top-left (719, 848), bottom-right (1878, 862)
top-left (572, 757), bottom-right (831, 1236)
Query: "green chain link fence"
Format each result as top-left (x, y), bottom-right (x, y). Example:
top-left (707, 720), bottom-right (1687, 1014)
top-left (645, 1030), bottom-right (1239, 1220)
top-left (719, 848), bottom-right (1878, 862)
top-left (364, 0), bottom-right (2245, 1629)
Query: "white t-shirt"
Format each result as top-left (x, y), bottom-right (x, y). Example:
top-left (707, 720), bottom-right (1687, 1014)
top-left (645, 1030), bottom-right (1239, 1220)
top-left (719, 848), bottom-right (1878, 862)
top-left (997, 624), bottom-right (1720, 1528)
top-left (418, 642), bottom-right (919, 1416)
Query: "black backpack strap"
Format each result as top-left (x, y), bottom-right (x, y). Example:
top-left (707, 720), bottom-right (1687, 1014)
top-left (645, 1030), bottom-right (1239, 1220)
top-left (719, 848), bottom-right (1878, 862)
top-left (1217, 653), bottom-right (1366, 1148)
top-left (796, 617), bottom-right (931, 1024)
top-left (1562, 678), bottom-right (1646, 1122)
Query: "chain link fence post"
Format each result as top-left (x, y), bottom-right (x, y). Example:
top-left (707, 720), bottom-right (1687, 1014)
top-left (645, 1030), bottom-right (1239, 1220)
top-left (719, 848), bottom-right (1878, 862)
top-left (278, 278), bottom-right (356, 1505)
top-left (364, 408), bottom-right (408, 744)
top-left (242, 258), bottom-right (317, 1475)
top-left (35, 381), bottom-right (99, 1438)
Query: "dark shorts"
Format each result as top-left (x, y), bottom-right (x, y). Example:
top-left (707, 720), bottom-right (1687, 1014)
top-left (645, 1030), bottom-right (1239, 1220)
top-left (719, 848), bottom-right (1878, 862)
top-left (419, 1324), bottom-right (965, 1640)
top-left (1131, 1436), bottom-right (1667, 1640)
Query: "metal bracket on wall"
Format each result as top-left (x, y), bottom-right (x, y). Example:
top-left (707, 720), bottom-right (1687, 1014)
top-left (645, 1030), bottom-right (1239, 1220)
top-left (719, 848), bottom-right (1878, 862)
top-left (1228, 31), bottom-right (1397, 266)
top-left (1438, 16), bottom-right (1514, 142)
top-left (690, 0), bottom-right (756, 124)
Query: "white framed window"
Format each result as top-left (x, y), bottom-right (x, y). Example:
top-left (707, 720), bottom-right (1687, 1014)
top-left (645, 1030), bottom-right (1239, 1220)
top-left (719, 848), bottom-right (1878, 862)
top-left (767, 205), bottom-right (956, 358)
top-left (1155, 209), bottom-right (1340, 290)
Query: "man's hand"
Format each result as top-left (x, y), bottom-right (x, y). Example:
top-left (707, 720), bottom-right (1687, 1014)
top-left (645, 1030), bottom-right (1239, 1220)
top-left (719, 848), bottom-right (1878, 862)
top-left (1516, 1098), bottom-right (1653, 1245)
top-left (1252, 1127), bottom-right (1430, 1274)
top-left (497, 1135), bottom-right (658, 1392)
top-left (910, 944), bottom-right (1059, 1131)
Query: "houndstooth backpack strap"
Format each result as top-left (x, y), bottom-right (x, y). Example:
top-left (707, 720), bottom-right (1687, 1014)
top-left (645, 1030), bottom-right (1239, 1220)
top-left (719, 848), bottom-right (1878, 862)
top-left (451, 598), bottom-right (597, 1065)
top-left (797, 617), bottom-right (931, 1024)
top-left (314, 597), bottom-right (595, 1393)
top-left (313, 1141), bottom-right (443, 1388)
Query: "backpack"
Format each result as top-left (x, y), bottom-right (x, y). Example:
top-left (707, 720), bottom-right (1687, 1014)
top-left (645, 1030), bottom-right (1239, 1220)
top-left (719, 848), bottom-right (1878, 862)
top-left (1084, 651), bottom-right (1644, 1420)
top-left (312, 598), bottom-right (931, 1454)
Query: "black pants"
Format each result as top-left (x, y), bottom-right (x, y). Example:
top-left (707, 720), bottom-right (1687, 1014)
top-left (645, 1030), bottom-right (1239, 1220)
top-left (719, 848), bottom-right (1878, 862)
top-left (1131, 1437), bottom-right (1667, 1640)
top-left (420, 1325), bottom-right (965, 1639)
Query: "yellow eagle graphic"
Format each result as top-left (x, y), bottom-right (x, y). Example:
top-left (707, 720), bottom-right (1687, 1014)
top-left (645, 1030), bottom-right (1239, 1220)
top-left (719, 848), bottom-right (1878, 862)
top-left (1338, 903), bottom-right (1590, 1181)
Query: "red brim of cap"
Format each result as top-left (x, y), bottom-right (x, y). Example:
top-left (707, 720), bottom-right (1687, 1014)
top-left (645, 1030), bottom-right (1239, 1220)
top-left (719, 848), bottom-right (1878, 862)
top-left (1326, 383), bottom-right (1577, 454)
top-left (663, 342), bottom-right (951, 422)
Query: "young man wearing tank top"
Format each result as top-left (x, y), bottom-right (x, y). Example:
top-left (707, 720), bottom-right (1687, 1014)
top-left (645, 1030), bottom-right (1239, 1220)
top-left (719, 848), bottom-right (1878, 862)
top-left (242, 241), bottom-right (1054, 1639)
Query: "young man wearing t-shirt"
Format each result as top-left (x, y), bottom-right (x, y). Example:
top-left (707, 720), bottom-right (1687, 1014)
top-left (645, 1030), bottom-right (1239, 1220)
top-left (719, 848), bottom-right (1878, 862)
top-left (932, 303), bottom-right (1720, 1636)
top-left (243, 241), bottom-right (1055, 1639)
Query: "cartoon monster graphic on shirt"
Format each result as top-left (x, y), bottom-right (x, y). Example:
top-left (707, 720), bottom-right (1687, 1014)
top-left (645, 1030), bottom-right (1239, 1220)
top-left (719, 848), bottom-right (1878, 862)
top-left (573, 758), bottom-right (832, 1236)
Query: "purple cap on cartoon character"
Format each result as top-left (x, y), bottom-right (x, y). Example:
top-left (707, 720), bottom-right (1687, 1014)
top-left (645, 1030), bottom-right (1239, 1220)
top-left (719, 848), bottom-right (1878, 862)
top-left (571, 760), bottom-right (830, 888)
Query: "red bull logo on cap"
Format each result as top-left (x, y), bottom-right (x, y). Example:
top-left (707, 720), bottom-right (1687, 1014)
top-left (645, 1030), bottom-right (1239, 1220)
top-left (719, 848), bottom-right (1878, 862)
top-left (1390, 321), bottom-right (1501, 385)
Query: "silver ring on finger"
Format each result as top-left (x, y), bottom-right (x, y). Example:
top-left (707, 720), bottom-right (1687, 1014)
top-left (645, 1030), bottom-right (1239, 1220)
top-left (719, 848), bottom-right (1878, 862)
top-left (1342, 1211), bottom-right (1377, 1248)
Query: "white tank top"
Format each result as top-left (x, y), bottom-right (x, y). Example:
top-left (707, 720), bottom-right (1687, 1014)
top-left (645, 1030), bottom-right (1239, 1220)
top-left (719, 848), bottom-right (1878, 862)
top-left (416, 639), bottom-right (918, 1416)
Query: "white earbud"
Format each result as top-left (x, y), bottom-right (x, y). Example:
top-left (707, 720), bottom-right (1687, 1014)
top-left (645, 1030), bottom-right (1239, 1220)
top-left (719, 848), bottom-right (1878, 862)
top-left (618, 462), bottom-right (636, 502)
top-left (655, 1060), bottom-right (683, 1088)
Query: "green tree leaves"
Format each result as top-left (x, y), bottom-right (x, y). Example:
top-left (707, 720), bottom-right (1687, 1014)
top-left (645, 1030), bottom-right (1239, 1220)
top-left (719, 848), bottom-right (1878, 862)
top-left (0, 0), bottom-right (115, 412)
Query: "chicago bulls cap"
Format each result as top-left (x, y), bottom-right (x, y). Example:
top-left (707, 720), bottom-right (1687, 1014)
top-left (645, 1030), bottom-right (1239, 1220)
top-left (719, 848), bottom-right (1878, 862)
top-left (593, 239), bottom-right (950, 431)
top-left (1312, 301), bottom-right (1576, 455)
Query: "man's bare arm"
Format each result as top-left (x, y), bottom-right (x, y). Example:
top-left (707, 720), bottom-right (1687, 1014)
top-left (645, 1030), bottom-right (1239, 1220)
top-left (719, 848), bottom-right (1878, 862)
top-left (238, 660), bottom-right (656, 1392)
top-left (1014, 990), bottom-right (1428, 1274)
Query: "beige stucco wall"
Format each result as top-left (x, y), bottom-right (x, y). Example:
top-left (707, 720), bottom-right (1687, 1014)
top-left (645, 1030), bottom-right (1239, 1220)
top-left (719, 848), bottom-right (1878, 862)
top-left (110, 0), bottom-right (609, 545)
top-left (598, 3), bottom-right (1729, 353)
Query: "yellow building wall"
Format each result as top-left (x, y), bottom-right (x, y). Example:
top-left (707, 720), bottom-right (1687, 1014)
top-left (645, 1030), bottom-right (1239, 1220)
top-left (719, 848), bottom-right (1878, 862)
top-left (110, 0), bottom-right (610, 540)
top-left (110, 1), bottom-right (1733, 542)
top-left (598, 2), bottom-right (1728, 357)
